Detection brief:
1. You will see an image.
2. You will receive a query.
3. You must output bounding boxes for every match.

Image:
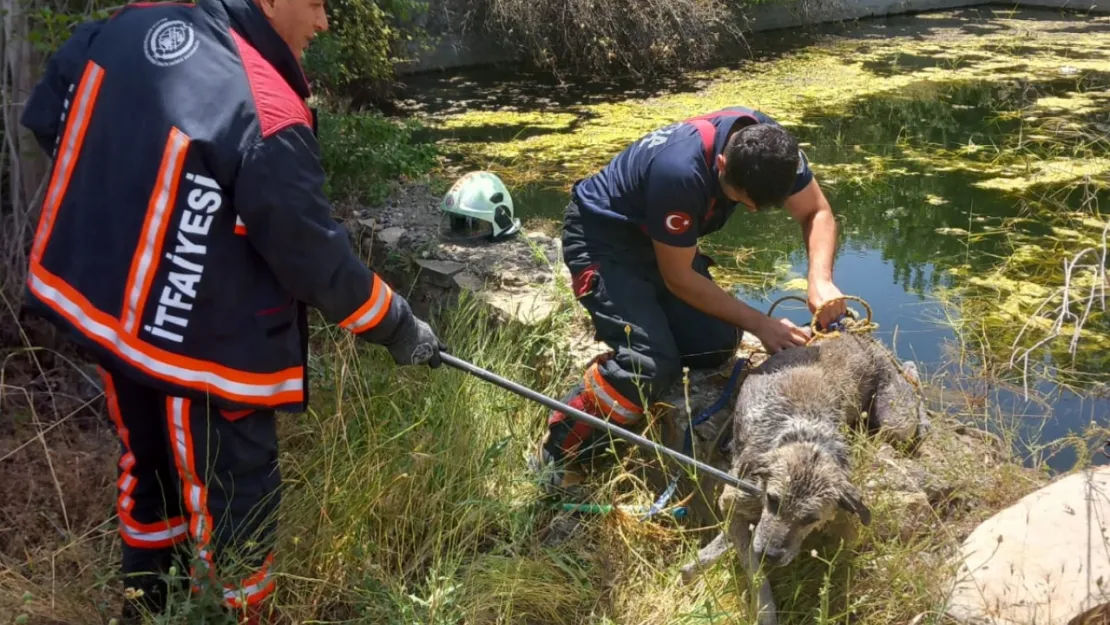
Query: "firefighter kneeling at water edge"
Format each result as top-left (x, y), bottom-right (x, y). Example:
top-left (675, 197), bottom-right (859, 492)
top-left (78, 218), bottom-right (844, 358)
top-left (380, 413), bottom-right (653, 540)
top-left (19, 0), bottom-right (444, 621)
top-left (530, 107), bottom-right (849, 495)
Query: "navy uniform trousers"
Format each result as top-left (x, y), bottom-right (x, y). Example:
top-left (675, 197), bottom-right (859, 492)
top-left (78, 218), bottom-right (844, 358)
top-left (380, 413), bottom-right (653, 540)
top-left (98, 363), bottom-right (280, 613)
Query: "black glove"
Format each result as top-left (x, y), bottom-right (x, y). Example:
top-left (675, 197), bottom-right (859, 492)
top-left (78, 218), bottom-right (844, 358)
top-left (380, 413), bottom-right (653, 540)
top-left (387, 315), bottom-right (446, 368)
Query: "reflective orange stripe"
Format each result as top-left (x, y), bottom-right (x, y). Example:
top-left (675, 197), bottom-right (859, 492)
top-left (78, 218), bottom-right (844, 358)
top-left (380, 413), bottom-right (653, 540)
top-left (223, 553), bottom-right (275, 608)
top-left (121, 127), bottom-right (191, 334)
top-left (219, 408), bottom-right (253, 420)
top-left (339, 275), bottom-right (394, 334)
top-left (167, 397), bottom-right (216, 580)
top-left (30, 265), bottom-right (303, 405)
top-left (98, 367), bottom-right (131, 447)
top-left (120, 516), bottom-right (189, 549)
top-left (31, 61), bottom-right (105, 264)
top-left (585, 363), bottom-right (643, 425)
top-left (233, 216), bottom-right (247, 235)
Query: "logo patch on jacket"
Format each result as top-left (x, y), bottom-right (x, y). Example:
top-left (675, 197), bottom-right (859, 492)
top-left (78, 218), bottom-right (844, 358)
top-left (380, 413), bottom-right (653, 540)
top-left (144, 18), bottom-right (199, 67)
top-left (664, 211), bottom-right (693, 235)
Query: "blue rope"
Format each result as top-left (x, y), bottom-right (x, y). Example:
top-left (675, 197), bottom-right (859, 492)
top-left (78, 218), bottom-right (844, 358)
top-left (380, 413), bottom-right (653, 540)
top-left (821, 314), bottom-right (849, 333)
top-left (640, 357), bottom-right (748, 522)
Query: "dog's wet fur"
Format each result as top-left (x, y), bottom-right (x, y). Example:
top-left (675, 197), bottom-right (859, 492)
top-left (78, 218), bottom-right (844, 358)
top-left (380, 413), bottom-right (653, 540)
top-left (680, 332), bottom-right (931, 625)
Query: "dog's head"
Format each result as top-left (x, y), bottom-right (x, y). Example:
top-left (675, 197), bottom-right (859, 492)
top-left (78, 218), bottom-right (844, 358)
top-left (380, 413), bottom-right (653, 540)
top-left (747, 442), bottom-right (870, 566)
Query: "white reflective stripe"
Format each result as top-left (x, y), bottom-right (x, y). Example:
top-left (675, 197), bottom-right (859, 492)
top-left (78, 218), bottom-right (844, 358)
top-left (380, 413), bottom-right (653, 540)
top-left (224, 569), bottom-right (273, 604)
top-left (171, 401), bottom-right (190, 475)
top-left (121, 496), bottom-right (134, 511)
top-left (122, 520), bottom-right (188, 544)
top-left (36, 64), bottom-right (103, 260)
top-left (120, 453), bottom-right (136, 470)
top-left (169, 398), bottom-right (210, 547)
top-left (122, 129), bottom-right (190, 333)
top-left (119, 474), bottom-right (136, 492)
top-left (585, 374), bottom-right (641, 423)
top-left (28, 273), bottom-right (303, 399)
top-left (189, 485), bottom-right (203, 525)
top-left (169, 399), bottom-right (198, 505)
top-left (345, 282), bottom-right (390, 333)
top-left (235, 216), bottom-right (246, 228)
top-left (195, 548), bottom-right (213, 573)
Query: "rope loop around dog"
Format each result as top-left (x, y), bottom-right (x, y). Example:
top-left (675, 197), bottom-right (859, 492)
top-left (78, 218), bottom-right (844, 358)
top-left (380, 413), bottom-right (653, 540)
top-left (767, 294), bottom-right (879, 344)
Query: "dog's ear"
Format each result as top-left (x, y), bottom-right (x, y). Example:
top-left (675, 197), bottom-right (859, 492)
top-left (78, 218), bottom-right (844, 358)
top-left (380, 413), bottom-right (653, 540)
top-left (838, 483), bottom-right (871, 526)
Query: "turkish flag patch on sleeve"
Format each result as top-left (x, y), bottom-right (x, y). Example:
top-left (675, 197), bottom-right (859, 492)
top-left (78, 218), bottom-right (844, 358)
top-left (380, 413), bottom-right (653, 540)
top-left (663, 211), bottom-right (693, 235)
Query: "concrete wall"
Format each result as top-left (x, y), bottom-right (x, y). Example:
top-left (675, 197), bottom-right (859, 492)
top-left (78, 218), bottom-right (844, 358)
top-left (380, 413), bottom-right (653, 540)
top-left (396, 34), bottom-right (515, 75)
top-left (1008, 0), bottom-right (1110, 8)
top-left (735, 0), bottom-right (979, 32)
top-left (395, 0), bottom-right (1110, 75)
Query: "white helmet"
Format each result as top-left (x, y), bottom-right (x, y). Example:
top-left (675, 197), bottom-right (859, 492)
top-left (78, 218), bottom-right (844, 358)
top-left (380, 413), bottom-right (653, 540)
top-left (440, 171), bottom-right (521, 242)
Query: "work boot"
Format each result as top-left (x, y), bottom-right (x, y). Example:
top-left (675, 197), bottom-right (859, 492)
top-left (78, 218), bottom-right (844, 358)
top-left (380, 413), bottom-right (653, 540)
top-left (527, 384), bottom-right (601, 498)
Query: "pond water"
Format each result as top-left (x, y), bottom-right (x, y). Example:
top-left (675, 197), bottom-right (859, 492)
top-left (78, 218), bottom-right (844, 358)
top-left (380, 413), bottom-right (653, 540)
top-left (400, 7), bottom-right (1110, 472)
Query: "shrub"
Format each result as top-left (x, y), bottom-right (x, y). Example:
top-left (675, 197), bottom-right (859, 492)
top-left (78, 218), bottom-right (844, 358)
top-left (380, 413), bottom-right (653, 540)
top-left (302, 0), bottom-right (429, 111)
top-left (317, 109), bottom-right (439, 207)
top-left (440, 0), bottom-right (744, 80)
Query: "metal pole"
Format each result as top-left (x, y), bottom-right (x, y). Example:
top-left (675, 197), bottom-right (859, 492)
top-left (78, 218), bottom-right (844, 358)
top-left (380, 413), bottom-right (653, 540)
top-left (440, 353), bottom-right (763, 497)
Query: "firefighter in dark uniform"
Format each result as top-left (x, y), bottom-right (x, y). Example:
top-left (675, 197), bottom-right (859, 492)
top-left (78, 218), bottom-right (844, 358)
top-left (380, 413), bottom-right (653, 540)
top-left (530, 107), bottom-right (848, 493)
top-left (19, 0), bottom-right (444, 620)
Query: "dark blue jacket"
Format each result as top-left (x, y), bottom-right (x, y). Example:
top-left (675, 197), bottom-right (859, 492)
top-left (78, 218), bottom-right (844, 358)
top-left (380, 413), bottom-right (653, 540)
top-left (20, 0), bottom-right (414, 412)
top-left (571, 106), bottom-right (814, 248)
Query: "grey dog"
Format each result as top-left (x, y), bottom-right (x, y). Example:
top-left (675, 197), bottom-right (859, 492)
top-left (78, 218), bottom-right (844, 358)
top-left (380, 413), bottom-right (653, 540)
top-left (679, 331), bottom-right (931, 625)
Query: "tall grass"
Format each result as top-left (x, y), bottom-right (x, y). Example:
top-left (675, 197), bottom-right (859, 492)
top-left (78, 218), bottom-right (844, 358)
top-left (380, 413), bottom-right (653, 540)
top-left (267, 287), bottom-right (1049, 625)
top-left (1, 277), bottom-right (1053, 625)
top-left (274, 291), bottom-right (587, 622)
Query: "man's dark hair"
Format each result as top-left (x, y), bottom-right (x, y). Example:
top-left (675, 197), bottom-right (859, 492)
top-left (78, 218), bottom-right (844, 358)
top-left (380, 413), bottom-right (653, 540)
top-left (721, 123), bottom-right (801, 209)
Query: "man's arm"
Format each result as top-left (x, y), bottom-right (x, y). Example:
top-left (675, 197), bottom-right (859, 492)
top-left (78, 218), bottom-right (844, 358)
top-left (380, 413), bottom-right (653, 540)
top-left (653, 241), bottom-right (808, 353)
top-left (784, 176), bottom-right (846, 327)
top-left (235, 123), bottom-right (443, 366)
top-left (20, 20), bottom-right (106, 154)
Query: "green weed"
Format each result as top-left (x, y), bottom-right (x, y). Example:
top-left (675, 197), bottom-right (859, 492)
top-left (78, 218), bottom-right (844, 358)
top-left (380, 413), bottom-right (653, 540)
top-left (317, 109), bottom-right (439, 208)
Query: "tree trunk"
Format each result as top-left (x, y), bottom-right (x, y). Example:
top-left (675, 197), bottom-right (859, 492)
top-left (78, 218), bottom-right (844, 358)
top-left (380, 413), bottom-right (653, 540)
top-left (2, 0), bottom-right (48, 306)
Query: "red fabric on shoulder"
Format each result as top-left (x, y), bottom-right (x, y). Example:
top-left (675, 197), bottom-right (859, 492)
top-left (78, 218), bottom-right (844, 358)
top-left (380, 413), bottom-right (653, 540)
top-left (229, 29), bottom-right (312, 139)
